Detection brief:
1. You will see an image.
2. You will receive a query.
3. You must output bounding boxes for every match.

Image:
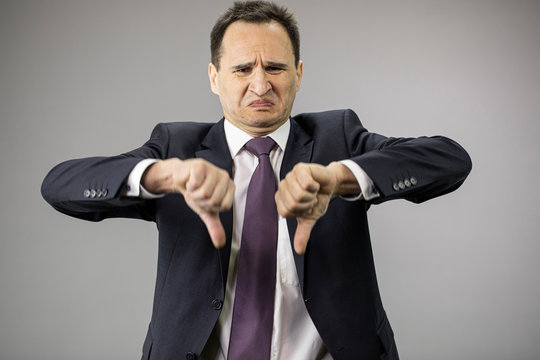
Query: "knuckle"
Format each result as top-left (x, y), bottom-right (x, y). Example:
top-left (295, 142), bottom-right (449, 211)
top-left (208, 197), bottom-right (220, 207)
top-left (285, 171), bottom-right (296, 181)
top-left (282, 199), bottom-right (297, 214)
top-left (197, 187), bottom-right (212, 199)
top-left (220, 202), bottom-right (231, 211)
top-left (293, 162), bottom-right (306, 171)
top-left (291, 191), bottom-right (304, 203)
top-left (192, 158), bottom-right (207, 172)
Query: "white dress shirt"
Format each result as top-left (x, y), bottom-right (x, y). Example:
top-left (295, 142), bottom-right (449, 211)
top-left (125, 119), bottom-right (379, 359)
top-left (201, 119), bottom-right (331, 360)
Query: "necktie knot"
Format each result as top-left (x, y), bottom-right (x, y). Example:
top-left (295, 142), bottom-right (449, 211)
top-left (245, 137), bottom-right (276, 157)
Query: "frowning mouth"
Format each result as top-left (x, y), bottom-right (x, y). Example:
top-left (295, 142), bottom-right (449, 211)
top-left (248, 99), bottom-right (275, 108)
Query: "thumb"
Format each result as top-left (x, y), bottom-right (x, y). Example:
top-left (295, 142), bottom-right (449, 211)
top-left (294, 218), bottom-right (317, 254)
top-left (199, 211), bottom-right (226, 249)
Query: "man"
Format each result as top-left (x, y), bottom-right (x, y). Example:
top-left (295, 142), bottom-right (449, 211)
top-left (41, 1), bottom-right (472, 359)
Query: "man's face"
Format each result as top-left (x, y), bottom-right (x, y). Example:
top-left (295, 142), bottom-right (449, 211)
top-left (209, 21), bottom-right (303, 137)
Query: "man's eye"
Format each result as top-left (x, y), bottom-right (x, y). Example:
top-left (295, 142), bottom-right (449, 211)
top-left (266, 67), bottom-right (284, 74)
top-left (235, 68), bottom-right (251, 74)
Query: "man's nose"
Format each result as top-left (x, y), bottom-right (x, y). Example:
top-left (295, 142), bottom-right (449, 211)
top-left (248, 68), bottom-right (272, 96)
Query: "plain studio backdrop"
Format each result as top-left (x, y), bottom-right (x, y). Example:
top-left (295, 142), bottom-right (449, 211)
top-left (1, 0), bottom-right (539, 359)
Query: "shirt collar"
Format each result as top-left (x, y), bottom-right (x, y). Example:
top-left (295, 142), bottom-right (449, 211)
top-left (223, 118), bottom-right (290, 158)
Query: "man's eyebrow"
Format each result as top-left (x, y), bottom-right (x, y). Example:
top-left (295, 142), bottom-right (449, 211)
top-left (230, 61), bottom-right (288, 70)
top-left (231, 62), bottom-right (256, 70)
top-left (265, 61), bottom-right (288, 69)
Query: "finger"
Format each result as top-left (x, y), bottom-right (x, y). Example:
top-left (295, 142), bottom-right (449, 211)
top-left (193, 172), bottom-right (228, 212)
top-left (287, 171), bottom-right (319, 202)
top-left (220, 180), bottom-right (235, 212)
top-left (275, 189), bottom-right (289, 218)
top-left (290, 163), bottom-right (321, 192)
top-left (190, 169), bottom-right (217, 198)
top-left (275, 175), bottom-right (318, 218)
top-left (212, 175), bottom-right (235, 211)
top-left (199, 211), bottom-right (226, 248)
top-left (186, 160), bottom-right (212, 192)
top-left (293, 218), bottom-right (317, 254)
top-left (275, 187), bottom-right (317, 218)
top-left (296, 168), bottom-right (320, 194)
top-left (275, 180), bottom-right (297, 217)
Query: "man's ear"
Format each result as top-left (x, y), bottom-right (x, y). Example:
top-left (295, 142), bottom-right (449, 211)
top-left (295, 60), bottom-right (303, 92)
top-left (208, 63), bottom-right (219, 95)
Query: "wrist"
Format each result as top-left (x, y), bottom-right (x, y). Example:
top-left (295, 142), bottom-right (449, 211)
top-left (328, 161), bottom-right (361, 196)
top-left (141, 162), bottom-right (163, 193)
top-left (142, 158), bottom-right (184, 194)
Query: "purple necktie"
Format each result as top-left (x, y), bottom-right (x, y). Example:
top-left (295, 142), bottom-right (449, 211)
top-left (228, 137), bottom-right (278, 360)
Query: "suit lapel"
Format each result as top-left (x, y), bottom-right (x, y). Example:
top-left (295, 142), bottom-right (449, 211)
top-left (195, 119), bottom-right (233, 294)
top-left (195, 118), bottom-right (233, 178)
top-left (281, 119), bottom-right (314, 293)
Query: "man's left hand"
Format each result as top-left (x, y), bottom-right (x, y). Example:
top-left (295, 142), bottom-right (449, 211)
top-left (275, 162), bottom-right (360, 254)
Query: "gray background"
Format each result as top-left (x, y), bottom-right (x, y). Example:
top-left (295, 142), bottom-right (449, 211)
top-left (1, 0), bottom-right (539, 359)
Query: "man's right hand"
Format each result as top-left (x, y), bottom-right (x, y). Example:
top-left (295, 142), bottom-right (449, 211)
top-left (141, 158), bottom-right (235, 248)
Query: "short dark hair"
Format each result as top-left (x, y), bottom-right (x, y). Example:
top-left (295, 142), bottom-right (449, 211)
top-left (210, 1), bottom-right (300, 70)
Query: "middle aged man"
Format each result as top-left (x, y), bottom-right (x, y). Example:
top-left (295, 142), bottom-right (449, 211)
top-left (41, 1), bottom-right (472, 359)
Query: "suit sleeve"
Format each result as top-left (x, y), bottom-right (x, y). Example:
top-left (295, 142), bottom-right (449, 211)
top-left (40, 123), bottom-right (171, 222)
top-left (341, 109), bottom-right (472, 204)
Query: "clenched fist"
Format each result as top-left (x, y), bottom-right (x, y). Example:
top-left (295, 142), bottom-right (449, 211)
top-left (142, 158), bottom-right (235, 248)
top-left (275, 162), bottom-right (360, 254)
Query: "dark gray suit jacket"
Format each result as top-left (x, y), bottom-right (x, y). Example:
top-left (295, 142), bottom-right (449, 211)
top-left (41, 109), bottom-right (472, 360)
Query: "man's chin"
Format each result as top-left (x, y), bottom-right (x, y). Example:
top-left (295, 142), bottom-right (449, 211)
top-left (246, 109), bottom-right (286, 123)
top-left (248, 115), bottom-right (285, 129)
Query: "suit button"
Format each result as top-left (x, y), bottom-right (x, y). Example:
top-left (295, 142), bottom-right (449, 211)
top-left (398, 181), bottom-right (405, 190)
top-left (102, 189), bottom-right (108, 197)
top-left (90, 189), bottom-right (97, 198)
top-left (392, 182), bottom-right (400, 191)
top-left (211, 299), bottom-right (223, 310)
top-left (404, 179), bottom-right (411, 187)
top-left (186, 352), bottom-right (197, 360)
top-left (410, 177), bottom-right (417, 185)
top-left (83, 189), bottom-right (91, 198)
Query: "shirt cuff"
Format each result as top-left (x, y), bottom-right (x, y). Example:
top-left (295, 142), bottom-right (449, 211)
top-left (124, 159), bottom-right (164, 199)
top-left (339, 160), bottom-right (380, 201)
